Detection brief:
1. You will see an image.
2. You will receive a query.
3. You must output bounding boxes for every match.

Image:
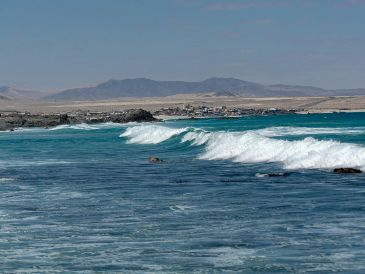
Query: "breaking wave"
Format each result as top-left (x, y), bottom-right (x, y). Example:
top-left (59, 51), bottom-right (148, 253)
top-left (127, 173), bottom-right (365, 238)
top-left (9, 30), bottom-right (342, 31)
top-left (253, 126), bottom-right (365, 137)
top-left (183, 131), bottom-right (365, 170)
top-left (50, 122), bottom-right (134, 131)
top-left (122, 124), bottom-right (365, 170)
top-left (50, 123), bottom-right (99, 131)
top-left (0, 122), bottom-right (137, 133)
top-left (120, 125), bottom-right (189, 144)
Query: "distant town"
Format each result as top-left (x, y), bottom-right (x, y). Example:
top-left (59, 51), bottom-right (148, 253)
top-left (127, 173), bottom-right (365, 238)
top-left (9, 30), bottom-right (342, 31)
top-left (152, 104), bottom-right (299, 118)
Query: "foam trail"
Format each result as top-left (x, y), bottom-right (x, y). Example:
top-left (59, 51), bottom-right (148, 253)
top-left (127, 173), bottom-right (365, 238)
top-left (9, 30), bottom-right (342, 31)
top-left (0, 160), bottom-right (75, 168)
top-left (50, 123), bottom-right (98, 131)
top-left (95, 122), bottom-right (139, 128)
top-left (0, 122), bottom-right (137, 133)
top-left (0, 178), bottom-right (16, 183)
top-left (253, 126), bottom-right (365, 137)
top-left (183, 131), bottom-right (365, 170)
top-left (120, 125), bottom-right (188, 144)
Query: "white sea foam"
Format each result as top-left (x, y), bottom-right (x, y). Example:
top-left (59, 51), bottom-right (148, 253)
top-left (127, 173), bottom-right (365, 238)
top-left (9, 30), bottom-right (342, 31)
top-left (207, 247), bottom-right (258, 267)
top-left (252, 126), bottom-right (365, 137)
top-left (75, 122), bottom-right (138, 130)
top-left (183, 131), bottom-right (365, 170)
top-left (122, 124), bottom-right (365, 170)
top-left (50, 123), bottom-right (98, 131)
top-left (0, 178), bottom-right (16, 183)
top-left (120, 125), bottom-right (188, 144)
top-left (169, 205), bottom-right (194, 212)
top-left (0, 122), bottom-right (136, 133)
top-left (0, 160), bottom-right (75, 168)
top-left (181, 130), bottom-right (211, 145)
top-left (4, 127), bottom-right (45, 133)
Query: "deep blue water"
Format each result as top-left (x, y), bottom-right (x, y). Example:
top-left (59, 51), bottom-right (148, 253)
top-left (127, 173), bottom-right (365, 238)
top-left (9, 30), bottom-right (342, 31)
top-left (1, 113), bottom-right (365, 273)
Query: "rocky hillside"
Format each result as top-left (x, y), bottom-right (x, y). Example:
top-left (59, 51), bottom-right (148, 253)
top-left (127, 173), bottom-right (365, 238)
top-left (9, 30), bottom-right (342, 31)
top-left (44, 77), bottom-right (365, 101)
top-left (3, 77), bottom-right (365, 101)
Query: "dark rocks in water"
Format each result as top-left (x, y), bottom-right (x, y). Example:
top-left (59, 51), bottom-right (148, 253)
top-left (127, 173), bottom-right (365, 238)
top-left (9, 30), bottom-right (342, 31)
top-left (148, 156), bottom-right (163, 163)
top-left (124, 109), bottom-right (156, 122)
top-left (334, 168), bottom-right (362, 174)
top-left (268, 173), bottom-right (289, 177)
top-left (110, 109), bottom-right (156, 123)
top-left (59, 114), bottom-right (69, 124)
top-left (0, 109), bottom-right (156, 131)
top-left (218, 117), bottom-right (240, 120)
top-left (22, 117), bottom-right (61, 128)
top-left (255, 172), bottom-right (289, 178)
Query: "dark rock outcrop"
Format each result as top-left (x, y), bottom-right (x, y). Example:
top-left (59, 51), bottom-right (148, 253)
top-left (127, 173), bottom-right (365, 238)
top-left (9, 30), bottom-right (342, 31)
top-left (255, 172), bottom-right (289, 178)
top-left (59, 114), bottom-right (70, 124)
top-left (334, 168), bottom-right (362, 174)
top-left (0, 109), bottom-right (156, 131)
top-left (111, 109), bottom-right (156, 123)
top-left (148, 157), bottom-right (163, 163)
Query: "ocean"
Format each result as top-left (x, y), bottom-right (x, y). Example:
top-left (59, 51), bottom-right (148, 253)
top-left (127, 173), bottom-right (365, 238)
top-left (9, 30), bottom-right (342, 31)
top-left (1, 112), bottom-right (365, 273)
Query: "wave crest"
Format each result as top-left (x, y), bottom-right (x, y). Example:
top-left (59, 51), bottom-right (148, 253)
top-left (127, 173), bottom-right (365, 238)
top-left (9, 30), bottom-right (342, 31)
top-left (122, 124), bottom-right (365, 170)
top-left (253, 126), bottom-right (365, 137)
top-left (120, 125), bottom-right (188, 144)
top-left (50, 122), bottom-right (134, 131)
top-left (183, 131), bottom-right (365, 170)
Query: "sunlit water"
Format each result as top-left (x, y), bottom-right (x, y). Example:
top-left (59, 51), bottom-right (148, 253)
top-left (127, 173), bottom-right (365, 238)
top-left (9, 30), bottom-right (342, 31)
top-left (1, 113), bottom-right (365, 273)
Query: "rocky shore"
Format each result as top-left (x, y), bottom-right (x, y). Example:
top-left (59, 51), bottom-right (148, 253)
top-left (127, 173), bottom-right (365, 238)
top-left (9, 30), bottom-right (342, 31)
top-left (0, 104), bottom-right (302, 131)
top-left (0, 109), bottom-right (156, 131)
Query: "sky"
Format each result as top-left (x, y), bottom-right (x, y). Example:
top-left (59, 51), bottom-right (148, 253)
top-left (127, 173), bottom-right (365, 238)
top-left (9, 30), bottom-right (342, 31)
top-left (1, 0), bottom-right (365, 91)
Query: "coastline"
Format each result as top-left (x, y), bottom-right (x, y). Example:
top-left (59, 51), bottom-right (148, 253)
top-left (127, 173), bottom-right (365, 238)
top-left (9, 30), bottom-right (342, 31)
top-left (1, 95), bottom-right (365, 114)
top-left (0, 109), bottom-right (157, 131)
top-left (1, 95), bottom-right (365, 130)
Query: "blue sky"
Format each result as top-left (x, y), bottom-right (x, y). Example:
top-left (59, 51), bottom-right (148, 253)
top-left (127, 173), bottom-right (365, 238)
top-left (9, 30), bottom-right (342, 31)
top-left (1, 0), bottom-right (365, 90)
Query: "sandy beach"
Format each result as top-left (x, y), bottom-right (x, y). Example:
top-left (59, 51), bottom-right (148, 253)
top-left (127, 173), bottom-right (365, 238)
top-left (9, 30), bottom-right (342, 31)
top-left (1, 95), bottom-right (365, 114)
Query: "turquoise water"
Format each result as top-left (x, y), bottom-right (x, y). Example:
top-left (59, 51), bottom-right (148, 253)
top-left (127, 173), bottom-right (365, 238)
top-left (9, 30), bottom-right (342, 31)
top-left (1, 113), bottom-right (365, 273)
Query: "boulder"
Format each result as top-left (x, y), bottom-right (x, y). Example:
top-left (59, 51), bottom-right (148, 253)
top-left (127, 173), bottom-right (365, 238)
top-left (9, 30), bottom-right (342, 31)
top-left (268, 172), bottom-right (289, 177)
top-left (148, 157), bottom-right (163, 163)
top-left (59, 114), bottom-right (69, 124)
top-left (124, 109), bottom-right (156, 123)
top-left (334, 168), bottom-right (362, 174)
top-left (255, 172), bottom-right (289, 178)
top-left (110, 109), bottom-right (156, 123)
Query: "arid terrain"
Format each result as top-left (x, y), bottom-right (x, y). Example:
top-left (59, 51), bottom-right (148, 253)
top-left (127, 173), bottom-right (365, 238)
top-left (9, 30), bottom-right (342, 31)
top-left (1, 95), bottom-right (365, 114)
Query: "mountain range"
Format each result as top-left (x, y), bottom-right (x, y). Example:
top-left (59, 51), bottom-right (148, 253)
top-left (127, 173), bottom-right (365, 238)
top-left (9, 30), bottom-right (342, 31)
top-left (0, 86), bottom-right (44, 100)
top-left (2, 77), bottom-right (365, 101)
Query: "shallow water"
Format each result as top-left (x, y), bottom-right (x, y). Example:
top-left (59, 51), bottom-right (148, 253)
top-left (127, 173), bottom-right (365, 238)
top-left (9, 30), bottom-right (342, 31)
top-left (1, 113), bottom-right (365, 273)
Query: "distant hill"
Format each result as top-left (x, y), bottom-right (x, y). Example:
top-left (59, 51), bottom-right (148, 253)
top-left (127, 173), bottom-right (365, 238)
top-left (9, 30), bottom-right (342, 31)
top-left (0, 86), bottom-right (44, 100)
top-left (44, 77), bottom-right (365, 101)
top-left (3, 77), bottom-right (365, 101)
top-left (0, 94), bottom-right (8, 100)
top-left (44, 77), bottom-right (260, 101)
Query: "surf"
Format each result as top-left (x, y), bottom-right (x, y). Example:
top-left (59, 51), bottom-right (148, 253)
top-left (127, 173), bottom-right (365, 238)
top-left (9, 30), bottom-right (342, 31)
top-left (120, 125), bottom-right (190, 144)
top-left (122, 124), bottom-right (365, 170)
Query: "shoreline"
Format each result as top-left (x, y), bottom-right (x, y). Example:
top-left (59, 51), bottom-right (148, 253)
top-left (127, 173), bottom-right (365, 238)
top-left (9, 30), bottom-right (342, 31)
top-left (2, 108), bottom-right (364, 132)
top-left (1, 95), bottom-right (365, 130)
top-left (1, 95), bottom-right (365, 114)
top-left (0, 109), bottom-right (156, 131)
